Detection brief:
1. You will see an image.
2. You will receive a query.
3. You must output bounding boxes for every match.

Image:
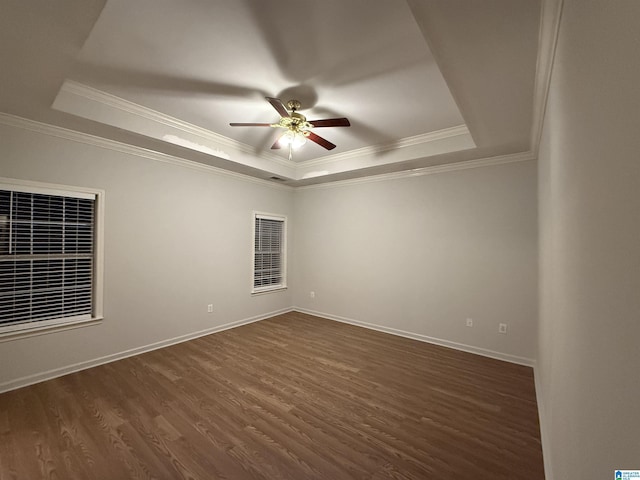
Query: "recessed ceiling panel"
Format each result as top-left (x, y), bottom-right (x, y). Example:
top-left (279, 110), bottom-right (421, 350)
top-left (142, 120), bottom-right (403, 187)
top-left (65, 0), bottom-right (467, 163)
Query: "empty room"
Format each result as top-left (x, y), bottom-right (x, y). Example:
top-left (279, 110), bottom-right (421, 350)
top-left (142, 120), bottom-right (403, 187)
top-left (0, 1), bottom-right (638, 479)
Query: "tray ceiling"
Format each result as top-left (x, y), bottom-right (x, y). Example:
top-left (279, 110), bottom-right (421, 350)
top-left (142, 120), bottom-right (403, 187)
top-left (0, 0), bottom-right (542, 186)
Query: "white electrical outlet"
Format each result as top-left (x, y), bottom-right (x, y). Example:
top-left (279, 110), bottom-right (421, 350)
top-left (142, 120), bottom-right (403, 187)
top-left (466, 318), bottom-right (473, 327)
top-left (499, 323), bottom-right (508, 334)
top-left (207, 304), bottom-right (213, 313)
top-left (310, 291), bottom-right (315, 298)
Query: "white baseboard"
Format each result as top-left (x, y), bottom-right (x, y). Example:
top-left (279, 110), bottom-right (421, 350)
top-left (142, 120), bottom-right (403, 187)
top-left (293, 307), bottom-right (536, 367)
top-left (0, 307), bottom-right (293, 394)
top-left (534, 367), bottom-right (553, 480)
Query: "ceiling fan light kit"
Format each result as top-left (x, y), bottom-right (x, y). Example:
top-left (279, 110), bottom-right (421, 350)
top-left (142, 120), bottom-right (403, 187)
top-left (279, 130), bottom-right (307, 149)
top-left (230, 96), bottom-right (351, 159)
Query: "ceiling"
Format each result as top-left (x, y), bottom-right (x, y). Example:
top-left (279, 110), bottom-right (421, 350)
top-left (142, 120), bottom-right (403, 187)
top-left (0, 0), bottom-right (543, 186)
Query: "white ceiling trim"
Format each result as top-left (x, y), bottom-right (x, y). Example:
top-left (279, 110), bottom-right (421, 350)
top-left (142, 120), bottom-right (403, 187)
top-left (0, 113), bottom-right (293, 191)
top-left (530, 0), bottom-right (564, 154)
top-left (0, 112), bottom-right (534, 192)
top-left (296, 151), bottom-right (536, 191)
top-left (54, 81), bottom-right (475, 181)
top-left (55, 80), bottom-right (292, 165)
top-left (53, 80), bottom-right (297, 179)
top-left (295, 131), bottom-right (476, 180)
top-left (299, 125), bottom-right (471, 168)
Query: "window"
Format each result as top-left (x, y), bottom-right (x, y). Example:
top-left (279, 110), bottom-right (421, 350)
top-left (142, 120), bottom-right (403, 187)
top-left (252, 212), bottom-right (286, 293)
top-left (0, 179), bottom-right (103, 336)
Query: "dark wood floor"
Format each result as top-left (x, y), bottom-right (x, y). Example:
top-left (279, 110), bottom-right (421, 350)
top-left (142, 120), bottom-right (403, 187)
top-left (0, 311), bottom-right (544, 479)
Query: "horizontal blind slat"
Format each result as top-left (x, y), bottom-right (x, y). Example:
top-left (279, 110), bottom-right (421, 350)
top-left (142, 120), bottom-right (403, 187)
top-left (0, 188), bottom-right (95, 328)
top-left (253, 216), bottom-right (284, 289)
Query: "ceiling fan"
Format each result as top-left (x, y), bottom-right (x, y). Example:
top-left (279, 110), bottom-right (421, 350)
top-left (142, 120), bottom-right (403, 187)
top-left (230, 97), bottom-right (350, 158)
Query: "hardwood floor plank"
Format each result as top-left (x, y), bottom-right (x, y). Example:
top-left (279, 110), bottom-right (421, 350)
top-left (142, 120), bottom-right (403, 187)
top-left (0, 312), bottom-right (544, 479)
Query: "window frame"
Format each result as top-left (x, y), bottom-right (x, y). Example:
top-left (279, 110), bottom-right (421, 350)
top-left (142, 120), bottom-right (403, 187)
top-left (0, 177), bottom-right (104, 340)
top-left (251, 211), bottom-right (287, 295)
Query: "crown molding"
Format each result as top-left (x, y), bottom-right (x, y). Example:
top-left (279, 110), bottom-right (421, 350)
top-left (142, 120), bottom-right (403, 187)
top-left (296, 151), bottom-right (536, 190)
top-left (60, 80), bottom-right (295, 168)
top-left (0, 113), bottom-right (293, 191)
top-left (59, 82), bottom-right (475, 174)
top-left (299, 124), bottom-right (471, 168)
top-left (1, 112), bottom-right (536, 192)
top-left (530, 0), bottom-right (564, 154)
top-left (0, 113), bottom-right (535, 192)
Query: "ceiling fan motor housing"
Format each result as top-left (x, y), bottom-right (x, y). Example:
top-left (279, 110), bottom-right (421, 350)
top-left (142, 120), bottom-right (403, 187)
top-left (280, 110), bottom-right (312, 136)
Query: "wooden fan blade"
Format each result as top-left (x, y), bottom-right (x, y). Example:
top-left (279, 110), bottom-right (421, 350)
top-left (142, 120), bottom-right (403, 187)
top-left (266, 97), bottom-right (290, 118)
top-left (307, 132), bottom-right (336, 150)
top-left (229, 122), bottom-right (273, 127)
top-left (309, 118), bottom-right (351, 127)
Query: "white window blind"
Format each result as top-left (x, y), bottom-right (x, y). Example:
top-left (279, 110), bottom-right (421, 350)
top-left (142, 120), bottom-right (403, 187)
top-left (0, 187), bottom-right (96, 332)
top-left (253, 213), bottom-right (286, 292)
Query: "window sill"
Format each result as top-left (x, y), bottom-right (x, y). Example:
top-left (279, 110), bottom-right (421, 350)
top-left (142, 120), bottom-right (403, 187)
top-left (251, 286), bottom-right (288, 296)
top-left (0, 316), bottom-right (104, 343)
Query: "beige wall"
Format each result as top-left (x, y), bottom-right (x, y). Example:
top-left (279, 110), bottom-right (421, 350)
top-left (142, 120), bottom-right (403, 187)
top-left (0, 116), bottom-right (540, 391)
top-left (292, 161), bottom-right (538, 363)
top-left (537, 0), bottom-right (640, 478)
top-left (0, 122), bottom-right (294, 390)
